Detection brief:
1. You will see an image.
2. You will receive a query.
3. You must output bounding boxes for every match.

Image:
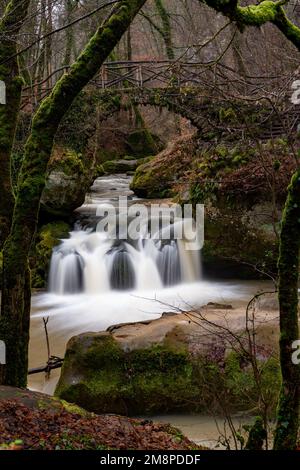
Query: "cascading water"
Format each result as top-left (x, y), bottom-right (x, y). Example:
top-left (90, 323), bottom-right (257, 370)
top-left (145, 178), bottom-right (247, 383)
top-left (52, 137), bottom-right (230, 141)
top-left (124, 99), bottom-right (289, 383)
top-left (30, 174), bottom-right (251, 398)
top-left (48, 175), bottom-right (201, 295)
top-left (48, 223), bottom-right (201, 295)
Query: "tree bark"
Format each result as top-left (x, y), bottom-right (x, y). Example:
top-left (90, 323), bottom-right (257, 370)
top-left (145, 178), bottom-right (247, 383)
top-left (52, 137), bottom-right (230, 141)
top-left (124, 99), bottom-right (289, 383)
top-left (64, 0), bottom-right (76, 67)
top-left (0, 0), bottom-right (147, 387)
top-left (273, 169), bottom-right (300, 450)
top-left (154, 0), bottom-right (174, 60)
top-left (0, 0), bottom-right (31, 248)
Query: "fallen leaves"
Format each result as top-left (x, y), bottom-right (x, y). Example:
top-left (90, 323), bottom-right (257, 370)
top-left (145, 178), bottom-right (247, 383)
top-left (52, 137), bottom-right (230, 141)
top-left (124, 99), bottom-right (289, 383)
top-left (0, 399), bottom-right (198, 450)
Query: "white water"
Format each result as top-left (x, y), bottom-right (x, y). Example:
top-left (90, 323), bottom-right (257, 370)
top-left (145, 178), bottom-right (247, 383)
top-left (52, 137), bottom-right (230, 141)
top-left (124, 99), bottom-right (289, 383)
top-left (30, 175), bottom-right (269, 395)
top-left (48, 175), bottom-right (201, 295)
top-left (31, 175), bottom-right (261, 332)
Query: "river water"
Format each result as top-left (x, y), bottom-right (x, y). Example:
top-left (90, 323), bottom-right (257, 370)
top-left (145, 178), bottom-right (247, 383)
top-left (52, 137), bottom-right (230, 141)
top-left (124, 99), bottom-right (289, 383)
top-left (28, 174), bottom-right (270, 447)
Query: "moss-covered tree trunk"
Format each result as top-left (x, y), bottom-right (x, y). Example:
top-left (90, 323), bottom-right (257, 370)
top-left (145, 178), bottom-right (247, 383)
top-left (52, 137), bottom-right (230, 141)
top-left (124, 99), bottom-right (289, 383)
top-left (0, 0), bottom-right (146, 387)
top-left (273, 169), bottom-right (300, 450)
top-left (0, 0), bottom-right (31, 248)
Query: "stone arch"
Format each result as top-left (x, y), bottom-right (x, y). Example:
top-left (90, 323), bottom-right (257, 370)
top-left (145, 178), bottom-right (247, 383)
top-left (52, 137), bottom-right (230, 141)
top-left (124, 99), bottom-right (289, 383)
top-left (57, 85), bottom-right (296, 156)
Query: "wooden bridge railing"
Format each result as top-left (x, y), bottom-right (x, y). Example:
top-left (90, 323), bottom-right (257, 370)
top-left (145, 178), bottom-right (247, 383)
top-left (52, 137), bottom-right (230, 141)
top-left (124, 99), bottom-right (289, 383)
top-left (95, 60), bottom-right (208, 89)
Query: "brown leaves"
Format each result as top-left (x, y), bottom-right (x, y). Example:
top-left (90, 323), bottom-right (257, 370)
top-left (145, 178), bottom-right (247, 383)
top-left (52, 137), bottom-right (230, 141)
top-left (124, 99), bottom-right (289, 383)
top-left (0, 399), bottom-right (196, 450)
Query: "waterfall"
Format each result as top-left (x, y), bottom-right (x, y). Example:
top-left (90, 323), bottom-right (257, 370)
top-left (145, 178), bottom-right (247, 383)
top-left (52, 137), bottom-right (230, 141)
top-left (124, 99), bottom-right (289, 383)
top-left (157, 241), bottom-right (181, 286)
top-left (47, 176), bottom-right (202, 295)
top-left (48, 227), bottom-right (201, 295)
top-left (110, 249), bottom-right (136, 290)
top-left (49, 251), bottom-right (84, 294)
top-left (84, 248), bottom-right (110, 294)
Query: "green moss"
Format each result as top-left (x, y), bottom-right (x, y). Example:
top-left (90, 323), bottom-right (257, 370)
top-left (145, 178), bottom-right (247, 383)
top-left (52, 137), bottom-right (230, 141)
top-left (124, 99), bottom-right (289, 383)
top-left (30, 221), bottom-right (70, 288)
top-left (102, 160), bottom-right (130, 174)
top-left (123, 155), bottom-right (137, 161)
top-left (95, 164), bottom-right (105, 177)
top-left (190, 143), bottom-right (251, 201)
top-left (56, 332), bottom-right (281, 416)
top-left (245, 416), bottom-right (267, 450)
top-left (236, 2), bottom-right (278, 26)
top-left (130, 162), bottom-right (172, 198)
top-left (218, 107), bottom-right (237, 123)
top-left (102, 157), bottom-right (153, 175)
top-left (60, 399), bottom-right (89, 416)
top-left (49, 147), bottom-right (86, 176)
top-left (201, 210), bottom-right (278, 279)
top-left (126, 130), bottom-right (162, 157)
top-left (273, 168), bottom-right (300, 450)
top-left (56, 337), bottom-right (199, 414)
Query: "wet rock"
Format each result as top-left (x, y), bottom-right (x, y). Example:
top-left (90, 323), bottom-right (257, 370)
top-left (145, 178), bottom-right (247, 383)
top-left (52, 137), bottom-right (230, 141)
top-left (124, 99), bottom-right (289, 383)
top-left (102, 157), bottom-right (151, 175)
top-left (40, 146), bottom-right (95, 219)
top-left (56, 307), bottom-right (282, 416)
top-left (41, 170), bottom-right (93, 218)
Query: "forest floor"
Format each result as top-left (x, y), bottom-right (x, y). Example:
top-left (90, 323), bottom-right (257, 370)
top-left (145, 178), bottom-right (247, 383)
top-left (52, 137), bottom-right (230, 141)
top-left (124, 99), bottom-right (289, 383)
top-left (0, 386), bottom-right (202, 450)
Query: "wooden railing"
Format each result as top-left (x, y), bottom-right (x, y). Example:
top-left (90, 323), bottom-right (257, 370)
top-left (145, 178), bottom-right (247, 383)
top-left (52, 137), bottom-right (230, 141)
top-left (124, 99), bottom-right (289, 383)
top-left (95, 60), bottom-right (209, 89)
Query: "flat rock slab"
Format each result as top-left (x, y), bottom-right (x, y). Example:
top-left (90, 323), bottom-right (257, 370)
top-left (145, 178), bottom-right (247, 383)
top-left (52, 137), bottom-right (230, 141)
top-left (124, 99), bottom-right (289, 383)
top-left (107, 304), bottom-right (280, 355)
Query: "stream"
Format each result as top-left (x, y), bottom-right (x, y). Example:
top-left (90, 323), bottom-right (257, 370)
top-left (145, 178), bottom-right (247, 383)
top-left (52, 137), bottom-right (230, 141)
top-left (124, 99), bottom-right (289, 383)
top-left (28, 174), bottom-right (271, 448)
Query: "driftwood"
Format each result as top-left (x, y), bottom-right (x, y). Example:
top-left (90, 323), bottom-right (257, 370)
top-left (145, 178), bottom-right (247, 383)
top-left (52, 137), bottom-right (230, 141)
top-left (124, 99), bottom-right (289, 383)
top-left (28, 356), bottom-right (63, 375)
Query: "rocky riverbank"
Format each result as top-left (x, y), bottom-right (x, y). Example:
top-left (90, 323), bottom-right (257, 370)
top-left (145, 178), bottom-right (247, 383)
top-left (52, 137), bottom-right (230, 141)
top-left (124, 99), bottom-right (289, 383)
top-left (55, 297), bottom-right (282, 417)
top-left (130, 134), bottom-right (297, 278)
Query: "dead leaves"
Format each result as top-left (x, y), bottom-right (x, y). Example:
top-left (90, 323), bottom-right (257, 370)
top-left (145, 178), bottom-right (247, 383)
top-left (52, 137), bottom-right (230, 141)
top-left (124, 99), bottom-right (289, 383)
top-left (0, 399), bottom-right (196, 450)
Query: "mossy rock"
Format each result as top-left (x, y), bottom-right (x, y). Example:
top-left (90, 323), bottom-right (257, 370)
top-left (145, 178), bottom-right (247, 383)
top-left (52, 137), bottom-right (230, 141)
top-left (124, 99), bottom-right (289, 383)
top-left (30, 221), bottom-right (70, 288)
top-left (55, 329), bottom-right (281, 416)
top-left (102, 159), bottom-right (140, 174)
top-left (126, 130), bottom-right (162, 157)
top-left (40, 146), bottom-right (95, 218)
top-left (130, 136), bottom-right (200, 199)
top-left (130, 161), bottom-right (172, 198)
top-left (56, 332), bottom-right (199, 415)
top-left (102, 157), bottom-right (153, 175)
top-left (201, 208), bottom-right (278, 279)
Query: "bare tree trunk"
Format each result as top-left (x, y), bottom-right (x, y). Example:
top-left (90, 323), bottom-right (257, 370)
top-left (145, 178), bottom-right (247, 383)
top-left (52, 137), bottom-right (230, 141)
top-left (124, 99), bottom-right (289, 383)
top-left (0, 0), bottom-right (147, 387)
top-left (64, 0), bottom-right (76, 67)
top-left (154, 0), bottom-right (174, 60)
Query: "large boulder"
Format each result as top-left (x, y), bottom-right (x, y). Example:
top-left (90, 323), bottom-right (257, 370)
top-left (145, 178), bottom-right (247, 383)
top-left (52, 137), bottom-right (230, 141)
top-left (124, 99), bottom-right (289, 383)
top-left (130, 134), bottom-right (195, 198)
top-left (55, 305), bottom-right (281, 416)
top-left (41, 170), bottom-right (92, 218)
top-left (40, 146), bottom-right (95, 219)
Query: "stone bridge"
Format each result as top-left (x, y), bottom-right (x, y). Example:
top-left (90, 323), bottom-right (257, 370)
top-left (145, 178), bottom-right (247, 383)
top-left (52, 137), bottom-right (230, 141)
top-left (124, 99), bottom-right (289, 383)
top-left (23, 60), bottom-right (300, 142)
top-left (88, 61), bottom-right (300, 141)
